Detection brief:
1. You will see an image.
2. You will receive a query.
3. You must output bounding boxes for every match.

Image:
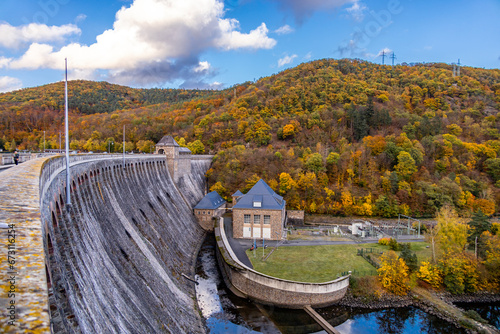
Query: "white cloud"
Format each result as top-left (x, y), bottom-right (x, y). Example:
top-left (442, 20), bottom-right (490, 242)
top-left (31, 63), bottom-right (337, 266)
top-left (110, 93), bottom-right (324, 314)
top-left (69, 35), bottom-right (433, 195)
top-left (275, 24), bottom-right (294, 35)
top-left (0, 22), bottom-right (80, 49)
top-left (278, 54), bottom-right (298, 67)
top-left (69, 68), bottom-right (100, 81)
top-left (194, 61), bottom-right (211, 73)
top-left (0, 57), bottom-right (11, 68)
top-left (0, 76), bottom-right (22, 93)
top-left (376, 47), bottom-right (392, 57)
top-left (273, 0), bottom-right (354, 23)
top-left (346, 1), bottom-right (366, 21)
top-left (304, 52), bottom-right (312, 60)
top-left (9, 0), bottom-right (276, 71)
top-left (216, 22), bottom-right (276, 50)
top-left (75, 14), bottom-right (87, 23)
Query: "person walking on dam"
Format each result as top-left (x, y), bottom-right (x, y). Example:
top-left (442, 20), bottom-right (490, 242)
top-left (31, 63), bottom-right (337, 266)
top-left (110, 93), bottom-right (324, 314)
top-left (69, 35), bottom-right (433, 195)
top-left (13, 151), bottom-right (19, 165)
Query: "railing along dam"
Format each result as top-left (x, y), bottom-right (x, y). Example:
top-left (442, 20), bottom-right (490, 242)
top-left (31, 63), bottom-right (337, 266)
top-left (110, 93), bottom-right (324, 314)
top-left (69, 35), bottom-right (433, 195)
top-left (0, 154), bottom-right (210, 333)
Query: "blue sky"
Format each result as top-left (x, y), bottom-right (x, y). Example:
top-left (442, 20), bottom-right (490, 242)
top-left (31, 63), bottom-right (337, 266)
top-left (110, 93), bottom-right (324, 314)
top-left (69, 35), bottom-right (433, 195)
top-left (0, 0), bottom-right (499, 92)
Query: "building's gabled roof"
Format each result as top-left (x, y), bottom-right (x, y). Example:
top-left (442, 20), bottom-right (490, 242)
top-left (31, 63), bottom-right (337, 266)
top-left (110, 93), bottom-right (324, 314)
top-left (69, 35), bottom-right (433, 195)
top-left (232, 179), bottom-right (285, 210)
top-left (156, 135), bottom-right (179, 147)
top-left (194, 191), bottom-right (226, 210)
top-left (232, 190), bottom-right (243, 197)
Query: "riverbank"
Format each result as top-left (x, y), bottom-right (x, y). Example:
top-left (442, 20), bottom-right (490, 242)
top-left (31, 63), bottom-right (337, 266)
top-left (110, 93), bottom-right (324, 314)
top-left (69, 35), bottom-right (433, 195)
top-left (337, 287), bottom-right (500, 334)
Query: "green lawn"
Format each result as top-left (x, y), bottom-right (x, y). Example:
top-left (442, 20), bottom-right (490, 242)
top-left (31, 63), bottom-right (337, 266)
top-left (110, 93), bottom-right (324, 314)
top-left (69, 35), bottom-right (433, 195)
top-left (246, 242), bottom-right (432, 283)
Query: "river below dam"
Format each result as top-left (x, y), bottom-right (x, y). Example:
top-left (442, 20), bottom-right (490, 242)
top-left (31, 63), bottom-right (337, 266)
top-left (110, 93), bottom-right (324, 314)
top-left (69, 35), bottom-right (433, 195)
top-left (194, 234), bottom-right (498, 334)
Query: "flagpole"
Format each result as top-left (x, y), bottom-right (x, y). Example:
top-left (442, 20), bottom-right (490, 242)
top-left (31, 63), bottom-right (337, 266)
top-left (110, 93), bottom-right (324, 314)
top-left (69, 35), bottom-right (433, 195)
top-left (65, 58), bottom-right (72, 208)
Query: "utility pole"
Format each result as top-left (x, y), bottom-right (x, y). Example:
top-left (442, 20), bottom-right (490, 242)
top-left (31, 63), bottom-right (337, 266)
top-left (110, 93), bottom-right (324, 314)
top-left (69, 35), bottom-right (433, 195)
top-left (457, 59), bottom-right (461, 76)
top-left (123, 125), bottom-right (125, 168)
top-left (59, 132), bottom-right (61, 152)
top-left (391, 52), bottom-right (396, 66)
top-left (43, 131), bottom-right (46, 152)
top-left (64, 58), bottom-right (71, 208)
top-left (381, 50), bottom-right (386, 65)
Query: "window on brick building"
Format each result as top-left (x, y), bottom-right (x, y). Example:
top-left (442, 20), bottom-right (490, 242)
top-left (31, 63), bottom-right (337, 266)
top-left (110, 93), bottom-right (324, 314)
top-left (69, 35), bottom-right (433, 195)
top-left (244, 214), bottom-right (251, 224)
top-left (254, 215), bottom-right (260, 225)
top-left (264, 215), bottom-right (270, 224)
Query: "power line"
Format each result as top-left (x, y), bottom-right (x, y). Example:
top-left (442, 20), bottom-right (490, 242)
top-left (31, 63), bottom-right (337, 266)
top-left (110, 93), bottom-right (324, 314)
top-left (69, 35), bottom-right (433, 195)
top-left (391, 52), bottom-right (396, 66)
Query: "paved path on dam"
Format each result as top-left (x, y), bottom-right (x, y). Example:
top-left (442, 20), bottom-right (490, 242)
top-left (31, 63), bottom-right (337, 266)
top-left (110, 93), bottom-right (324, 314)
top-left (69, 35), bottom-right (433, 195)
top-left (0, 158), bottom-right (51, 333)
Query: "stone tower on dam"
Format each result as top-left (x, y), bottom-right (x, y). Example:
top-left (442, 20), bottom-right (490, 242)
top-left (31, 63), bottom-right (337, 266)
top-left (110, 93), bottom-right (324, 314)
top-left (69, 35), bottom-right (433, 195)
top-left (155, 135), bottom-right (197, 184)
top-left (0, 149), bottom-right (212, 333)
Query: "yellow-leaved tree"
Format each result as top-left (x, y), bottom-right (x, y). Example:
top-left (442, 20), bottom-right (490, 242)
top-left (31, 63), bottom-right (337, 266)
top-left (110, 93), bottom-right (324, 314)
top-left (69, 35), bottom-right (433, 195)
top-left (435, 206), bottom-right (480, 294)
top-left (436, 206), bottom-right (469, 256)
top-left (417, 261), bottom-right (442, 289)
top-left (378, 251), bottom-right (410, 295)
top-left (482, 231), bottom-right (500, 288)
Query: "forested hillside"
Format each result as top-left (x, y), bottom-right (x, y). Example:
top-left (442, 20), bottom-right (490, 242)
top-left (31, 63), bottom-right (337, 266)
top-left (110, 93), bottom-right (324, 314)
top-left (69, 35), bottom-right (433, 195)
top-left (1, 59), bottom-right (500, 217)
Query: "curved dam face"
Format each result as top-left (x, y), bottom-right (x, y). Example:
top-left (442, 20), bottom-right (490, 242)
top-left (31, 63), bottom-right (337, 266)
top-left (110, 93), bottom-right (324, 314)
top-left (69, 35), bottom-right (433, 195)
top-left (40, 155), bottom-right (209, 333)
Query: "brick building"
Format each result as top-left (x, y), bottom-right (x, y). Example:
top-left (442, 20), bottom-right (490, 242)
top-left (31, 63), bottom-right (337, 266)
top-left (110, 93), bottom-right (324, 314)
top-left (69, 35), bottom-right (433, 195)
top-left (194, 191), bottom-right (226, 231)
top-left (232, 179), bottom-right (286, 240)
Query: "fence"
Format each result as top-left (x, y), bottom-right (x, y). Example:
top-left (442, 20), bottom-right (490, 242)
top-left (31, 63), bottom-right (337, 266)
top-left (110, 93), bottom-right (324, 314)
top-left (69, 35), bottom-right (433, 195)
top-left (357, 248), bottom-right (380, 269)
top-left (0, 153), bottom-right (55, 165)
top-left (342, 269), bottom-right (377, 277)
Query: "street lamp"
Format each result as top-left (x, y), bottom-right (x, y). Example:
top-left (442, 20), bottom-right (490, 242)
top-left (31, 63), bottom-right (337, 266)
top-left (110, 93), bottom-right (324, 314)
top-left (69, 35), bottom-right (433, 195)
top-left (109, 141), bottom-right (114, 153)
top-left (43, 131), bottom-right (46, 153)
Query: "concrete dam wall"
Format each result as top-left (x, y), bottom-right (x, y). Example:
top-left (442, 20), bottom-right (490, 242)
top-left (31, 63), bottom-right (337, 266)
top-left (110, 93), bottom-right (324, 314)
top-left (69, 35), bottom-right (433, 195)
top-left (39, 154), bottom-right (210, 333)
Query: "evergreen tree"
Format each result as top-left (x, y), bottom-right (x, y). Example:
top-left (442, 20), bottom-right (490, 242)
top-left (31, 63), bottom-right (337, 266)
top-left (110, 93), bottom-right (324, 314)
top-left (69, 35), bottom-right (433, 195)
top-left (399, 243), bottom-right (418, 272)
top-left (468, 209), bottom-right (491, 256)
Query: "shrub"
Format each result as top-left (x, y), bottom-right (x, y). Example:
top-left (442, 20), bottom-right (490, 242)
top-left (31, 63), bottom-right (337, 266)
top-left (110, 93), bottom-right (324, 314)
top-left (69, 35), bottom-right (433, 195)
top-left (458, 318), bottom-right (475, 330)
top-left (388, 238), bottom-right (401, 251)
top-left (464, 310), bottom-right (488, 324)
top-left (378, 237), bottom-right (390, 246)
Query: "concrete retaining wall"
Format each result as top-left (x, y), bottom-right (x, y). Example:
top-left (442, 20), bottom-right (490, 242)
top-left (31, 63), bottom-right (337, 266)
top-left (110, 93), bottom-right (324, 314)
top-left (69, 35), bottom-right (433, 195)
top-left (38, 154), bottom-right (207, 333)
top-left (214, 218), bottom-right (349, 309)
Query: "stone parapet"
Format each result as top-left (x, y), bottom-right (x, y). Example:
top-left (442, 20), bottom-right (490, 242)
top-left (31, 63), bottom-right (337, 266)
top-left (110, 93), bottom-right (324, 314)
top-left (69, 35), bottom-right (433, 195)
top-left (0, 158), bottom-right (51, 333)
top-left (214, 218), bottom-right (350, 309)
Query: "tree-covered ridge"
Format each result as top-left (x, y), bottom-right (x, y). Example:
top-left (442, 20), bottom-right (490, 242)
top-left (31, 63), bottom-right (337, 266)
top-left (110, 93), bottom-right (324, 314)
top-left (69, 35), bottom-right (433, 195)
top-left (0, 79), bottom-right (218, 114)
top-left (199, 59), bottom-right (500, 217)
top-left (2, 59), bottom-right (500, 217)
